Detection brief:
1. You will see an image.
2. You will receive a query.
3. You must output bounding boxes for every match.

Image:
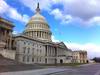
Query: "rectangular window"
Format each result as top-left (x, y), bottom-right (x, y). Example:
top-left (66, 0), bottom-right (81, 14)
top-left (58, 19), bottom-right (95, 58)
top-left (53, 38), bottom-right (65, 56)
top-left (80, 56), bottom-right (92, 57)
top-left (40, 50), bottom-right (41, 54)
top-left (40, 57), bottom-right (41, 62)
top-left (28, 48), bottom-right (30, 53)
top-left (37, 58), bottom-right (38, 62)
top-left (23, 56), bottom-right (25, 62)
top-left (32, 58), bottom-right (34, 62)
top-left (45, 58), bottom-right (47, 63)
top-left (27, 56), bottom-right (30, 62)
top-left (45, 46), bottom-right (47, 56)
top-left (24, 42), bottom-right (26, 45)
top-left (23, 47), bottom-right (26, 53)
top-left (33, 43), bottom-right (34, 46)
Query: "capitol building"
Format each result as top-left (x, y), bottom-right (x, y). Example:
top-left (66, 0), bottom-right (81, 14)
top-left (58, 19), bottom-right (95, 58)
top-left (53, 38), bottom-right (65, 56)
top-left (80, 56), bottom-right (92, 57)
top-left (0, 3), bottom-right (87, 64)
top-left (15, 3), bottom-right (72, 64)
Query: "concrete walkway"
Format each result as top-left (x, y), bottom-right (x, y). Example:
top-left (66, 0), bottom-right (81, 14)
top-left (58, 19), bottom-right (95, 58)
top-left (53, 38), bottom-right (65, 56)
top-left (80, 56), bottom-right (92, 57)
top-left (0, 68), bottom-right (69, 75)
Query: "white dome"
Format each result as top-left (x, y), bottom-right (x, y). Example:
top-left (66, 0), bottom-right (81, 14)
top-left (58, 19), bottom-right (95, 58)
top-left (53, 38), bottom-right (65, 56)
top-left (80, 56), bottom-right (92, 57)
top-left (24, 3), bottom-right (52, 42)
top-left (29, 13), bottom-right (47, 23)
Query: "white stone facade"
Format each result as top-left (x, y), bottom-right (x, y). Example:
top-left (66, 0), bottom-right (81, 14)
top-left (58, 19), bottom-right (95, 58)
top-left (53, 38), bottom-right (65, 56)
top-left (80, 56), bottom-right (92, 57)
top-left (14, 35), bottom-right (72, 64)
top-left (15, 36), bottom-right (45, 64)
top-left (72, 50), bottom-right (87, 63)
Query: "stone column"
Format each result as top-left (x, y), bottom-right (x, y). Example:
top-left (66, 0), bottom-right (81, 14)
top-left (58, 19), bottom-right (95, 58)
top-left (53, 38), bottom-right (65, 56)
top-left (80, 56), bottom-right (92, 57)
top-left (40, 31), bottom-right (41, 38)
top-left (56, 47), bottom-right (58, 56)
top-left (39, 31), bottom-right (41, 38)
top-left (43, 32), bottom-right (44, 39)
top-left (34, 32), bottom-right (35, 38)
top-left (28, 32), bottom-right (30, 36)
top-left (32, 32), bottom-right (33, 38)
top-left (51, 47), bottom-right (52, 56)
top-left (47, 32), bottom-right (48, 39)
top-left (31, 32), bottom-right (32, 37)
top-left (41, 32), bottom-right (42, 38)
top-left (34, 32), bottom-right (36, 37)
top-left (47, 33), bottom-right (48, 39)
top-left (26, 32), bottom-right (27, 36)
top-left (4, 30), bottom-right (7, 41)
top-left (49, 33), bottom-right (51, 40)
top-left (27, 32), bottom-right (29, 36)
top-left (37, 31), bottom-right (38, 37)
top-left (39, 31), bottom-right (40, 38)
top-left (53, 47), bottom-right (55, 56)
top-left (35, 31), bottom-right (36, 38)
top-left (49, 46), bottom-right (50, 56)
top-left (6, 30), bottom-right (9, 49)
top-left (7, 31), bottom-right (12, 50)
top-left (46, 32), bottom-right (47, 39)
top-left (42, 32), bottom-right (43, 38)
top-left (37, 31), bottom-right (39, 38)
top-left (30, 31), bottom-right (32, 37)
top-left (49, 46), bottom-right (51, 56)
top-left (44, 32), bottom-right (45, 39)
top-left (48, 34), bottom-right (50, 41)
top-left (44, 32), bottom-right (45, 38)
top-left (0, 29), bottom-right (2, 41)
top-left (9, 33), bottom-right (12, 50)
top-left (47, 46), bottom-right (48, 56)
top-left (36, 31), bottom-right (37, 37)
top-left (45, 32), bottom-right (46, 39)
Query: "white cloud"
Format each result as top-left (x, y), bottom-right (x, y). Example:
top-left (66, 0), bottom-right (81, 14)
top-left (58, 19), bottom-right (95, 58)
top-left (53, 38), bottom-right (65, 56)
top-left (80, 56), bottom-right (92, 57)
top-left (0, 0), bottom-right (9, 14)
top-left (51, 8), bottom-right (73, 24)
top-left (88, 16), bottom-right (100, 26)
top-left (62, 0), bottom-right (100, 20)
top-left (58, 0), bottom-right (100, 25)
top-left (22, 14), bottom-right (30, 23)
top-left (8, 8), bottom-right (22, 21)
top-left (51, 9), bottom-right (63, 20)
top-left (12, 31), bottom-right (18, 35)
top-left (52, 35), bottom-right (59, 42)
top-left (18, 0), bottom-right (100, 26)
top-left (25, 0), bottom-right (100, 26)
top-left (0, 0), bottom-right (29, 23)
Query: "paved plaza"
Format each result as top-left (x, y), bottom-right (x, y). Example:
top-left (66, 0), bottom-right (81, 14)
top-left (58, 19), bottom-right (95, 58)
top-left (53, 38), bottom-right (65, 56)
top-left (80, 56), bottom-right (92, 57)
top-left (0, 63), bottom-right (100, 75)
top-left (50, 63), bottom-right (100, 75)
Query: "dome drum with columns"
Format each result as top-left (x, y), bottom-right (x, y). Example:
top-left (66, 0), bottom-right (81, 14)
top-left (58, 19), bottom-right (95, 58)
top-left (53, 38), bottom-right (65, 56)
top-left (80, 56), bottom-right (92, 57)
top-left (24, 3), bottom-right (52, 42)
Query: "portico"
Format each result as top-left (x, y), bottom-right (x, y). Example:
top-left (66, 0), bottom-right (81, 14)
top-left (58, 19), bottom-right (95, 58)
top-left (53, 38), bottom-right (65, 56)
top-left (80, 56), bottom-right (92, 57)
top-left (0, 17), bottom-right (14, 50)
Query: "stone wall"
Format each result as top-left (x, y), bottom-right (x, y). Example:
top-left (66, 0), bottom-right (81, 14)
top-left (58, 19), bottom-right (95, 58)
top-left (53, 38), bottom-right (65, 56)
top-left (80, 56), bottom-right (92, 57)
top-left (0, 49), bottom-right (16, 60)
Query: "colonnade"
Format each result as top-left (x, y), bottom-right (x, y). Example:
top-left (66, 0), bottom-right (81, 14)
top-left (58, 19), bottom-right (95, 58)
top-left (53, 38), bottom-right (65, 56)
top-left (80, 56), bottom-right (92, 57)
top-left (45, 45), bottom-right (57, 57)
top-left (25, 31), bottom-right (51, 41)
top-left (0, 28), bottom-right (12, 50)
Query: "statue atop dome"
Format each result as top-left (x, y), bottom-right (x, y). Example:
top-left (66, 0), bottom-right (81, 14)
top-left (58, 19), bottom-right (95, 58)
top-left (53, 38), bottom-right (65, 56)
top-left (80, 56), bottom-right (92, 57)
top-left (36, 2), bottom-right (40, 13)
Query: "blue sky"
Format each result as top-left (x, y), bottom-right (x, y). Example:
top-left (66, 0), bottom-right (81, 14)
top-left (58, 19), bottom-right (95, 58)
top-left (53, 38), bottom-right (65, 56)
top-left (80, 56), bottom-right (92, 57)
top-left (0, 0), bottom-right (100, 58)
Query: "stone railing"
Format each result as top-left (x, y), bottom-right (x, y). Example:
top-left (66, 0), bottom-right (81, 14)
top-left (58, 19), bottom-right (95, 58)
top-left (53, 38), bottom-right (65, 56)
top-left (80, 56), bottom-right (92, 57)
top-left (0, 49), bottom-right (16, 60)
top-left (0, 41), bottom-right (6, 49)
